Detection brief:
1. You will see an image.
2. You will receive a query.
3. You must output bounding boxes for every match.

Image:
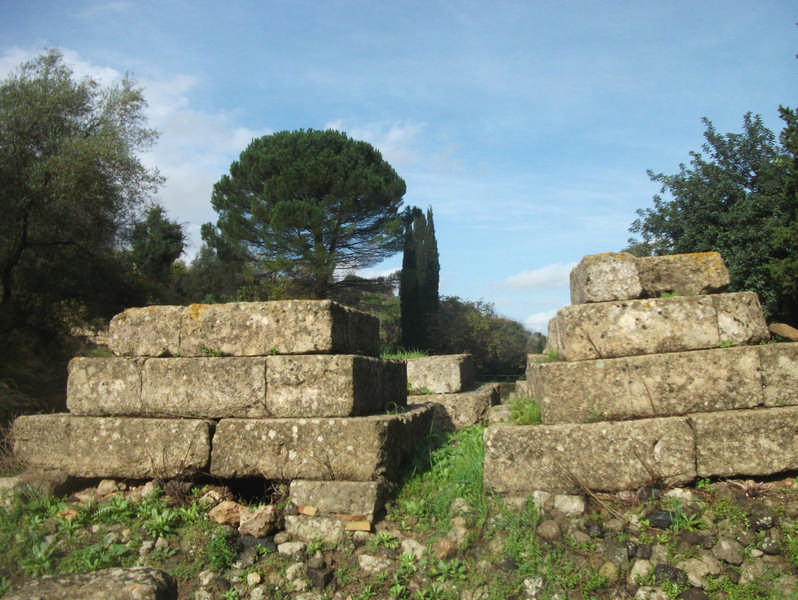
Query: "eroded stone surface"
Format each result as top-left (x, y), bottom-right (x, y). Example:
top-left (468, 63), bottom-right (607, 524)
top-left (13, 415), bottom-right (211, 478)
top-left (289, 480), bottom-right (387, 520)
top-left (570, 252), bottom-right (642, 305)
top-left (636, 252), bottom-right (730, 298)
top-left (108, 300), bottom-right (379, 357)
top-left (529, 345), bottom-right (768, 424)
top-left (266, 355), bottom-right (406, 417)
top-left (67, 357), bottom-right (144, 415)
top-left (411, 383), bottom-right (500, 431)
top-left (406, 354), bottom-right (474, 394)
top-left (141, 357), bottom-right (267, 418)
top-left (569, 251), bottom-right (730, 304)
top-left (4, 567), bottom-right (176, 600)
top-left (483, 418), bottom-right (696, 494)
top-left (545, 292), bottom-right (768, 361)
top-left (209, 404), bottom-right (434, 481)
top-left (691, 407), bottom-right (798, 478)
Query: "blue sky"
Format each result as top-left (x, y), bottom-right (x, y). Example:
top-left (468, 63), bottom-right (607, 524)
top-left (2, 1), bottom-right (796, 331)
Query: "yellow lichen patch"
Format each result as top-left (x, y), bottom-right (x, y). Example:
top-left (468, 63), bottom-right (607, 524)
top-left (188, 303), bottom-right (207, 321)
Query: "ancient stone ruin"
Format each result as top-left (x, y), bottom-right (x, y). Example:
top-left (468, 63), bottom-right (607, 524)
top-left (484, 251), bottom-right (798, 495)
top-left (13, 300), bottom-right (434, 525)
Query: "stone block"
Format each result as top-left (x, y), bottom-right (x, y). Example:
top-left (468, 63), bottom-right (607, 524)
top-left (570, 252), bottom-right (642, 304)
top-left (690, 407), bottom-right (798, 478)
top-left (209, 404), bottom-right (434, 481)
top-left (529, 346), bottom-right (765, 424)
top-left (142, 357), bottom-right (268, 418)
top-left (66, 357), bottom-right (144, 415)
top-left (411, 383), bottom-right (500, 431)
top-left (266, 355), bottom-right (406, 417)
top-left (3, 567), bottom-right (177, 600)
top-left (545, 292), bottom-right (768, 361)
top-left (483, 417), bottom-right (696, 494)
top-left (406, 354), bottom-right (474, 394)
top-left (289, 480), bottom-right (388, 520)
top-left (13, 414), bottom-right (211, 479)
top-left (108, 300), bottom-right (379, 357)
top-left (107, 305), bottom-right (184, 357)
top-left (284, 515), bottom-right (345, 546)
top-left (636, 252), bottom-right (730, 297)
top-left (569, 251), bottom-right (730, 304)
top-left (759, 343), bottom-right (798, 406)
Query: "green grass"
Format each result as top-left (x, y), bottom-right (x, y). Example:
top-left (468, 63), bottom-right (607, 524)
top-left (508, 396), bottom-right (541, 425)
top-left (382, 349), bottom-right (429, 360)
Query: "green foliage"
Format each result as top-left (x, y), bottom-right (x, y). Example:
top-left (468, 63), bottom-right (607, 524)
top-left (383, 349), bottom-right (428, 359)
top-left (204, 129), bottom-right (406, 299)
top-left (206, 528), bottom-right (237, 571)
top-left (627, 109), bottom-right (798, 322)
top-left (429, 297), bottom-right (533, 377)
top-left (508, 396), bottom-right (541, 425)
top-left (400, 206), bottom-right (440, 351)
top-left (394, 426), bottom-right (487, 529)
top-left (129, 206), bottom-right (186, 302)
top-left (0, 49), bottom-right (162, 327)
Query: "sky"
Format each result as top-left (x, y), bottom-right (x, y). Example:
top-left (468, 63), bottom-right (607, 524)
top-left (1, 1), bottom-right (796, 332)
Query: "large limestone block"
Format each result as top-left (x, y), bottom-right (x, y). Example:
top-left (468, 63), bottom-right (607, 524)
top-left (529, 346), bottom-right (765, 424)
top-left (406, 354), bottom-right (474, 393)
top-left (411, 383), bottom-right (500, 431)
top-left (636, 252), bottom-right (730, 297)
top-left (3, 567), bottom-right (177, 600)
top-left (108, 300), bottom-right (379, 357)
top-left (13, 415), bottom-right (211, 479)
top-left (483, 418), bottom-right (696, 494)
top-left (210, 404), bottom-right (433, 481)
top-left (569, 251), bottom-right (730, 304)
top-left (108, 305), bottom-right (184, 357)
top-left (759, 342), bottom-right (798, 406)
top-left (142, 357), bottom-right (268, 418)
top-left (266, 355), bottom-right (406, 417)
top-left (545, 292), bottom-right (768, 361)
top-left (67, 357), bottom-right (144, 415)
top-left (570, 252), bottom-right (642, 305)
top-left (691, 407), bottom-right (798, 478)
top-left (290, 480), bottom-right (388, 520)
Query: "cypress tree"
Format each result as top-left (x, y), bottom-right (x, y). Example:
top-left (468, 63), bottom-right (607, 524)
top-left (400, 207), bottom-right (440, 350)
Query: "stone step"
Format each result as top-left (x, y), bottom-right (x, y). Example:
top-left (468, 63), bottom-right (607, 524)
top-left (107, 300), bottom-right (379, 357)
top-left (570, 251), bottom-right (730, 304)
top-left (13, 415), bottom-right (212, 479)
top-left (545, 291), bottom-right (768, 361)
top-left (67, 355), bottom-right (406, 418)
top-left (483, 406), bottom-right (798, 494)
top-left (529, 343), bottom-right (798, 424)
top-left (209, 404), bottom-right (434, 481)
top-left (406, 354), bottom-right (474, 394)
top-left (409, 383), bottom-right (500, 431)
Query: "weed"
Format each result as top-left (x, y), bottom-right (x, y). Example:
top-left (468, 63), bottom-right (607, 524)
top-left (382, 349), bottom-right (428, 360)
top-left (508, 396), bottom-right (541, 425)
top-left (536, 350), bottom-right (559, 363)
top-left (200, 345), bottom-right (226, 357)
top-left (206, 528), bottom-right (237, 571)
top-left (140, 505), bottom-right (180, 538)
top-left (719, 339), bottom-right (735, 348)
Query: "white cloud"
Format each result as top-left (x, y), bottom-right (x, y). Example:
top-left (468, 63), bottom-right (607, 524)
top-left (324, 119), bottom-right (426, 172)
top-left (503, 263), bottom-right (575, 291)
top-left (524, 309), bottom-right (558, 334)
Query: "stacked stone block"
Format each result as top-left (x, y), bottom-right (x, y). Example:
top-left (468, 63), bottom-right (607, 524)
top-left (14, 300), bottom-right (433, 521)
top-left (406, 354), bottom-right (500, 431)
top-left (484, 251), bottom-right (798, 495)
